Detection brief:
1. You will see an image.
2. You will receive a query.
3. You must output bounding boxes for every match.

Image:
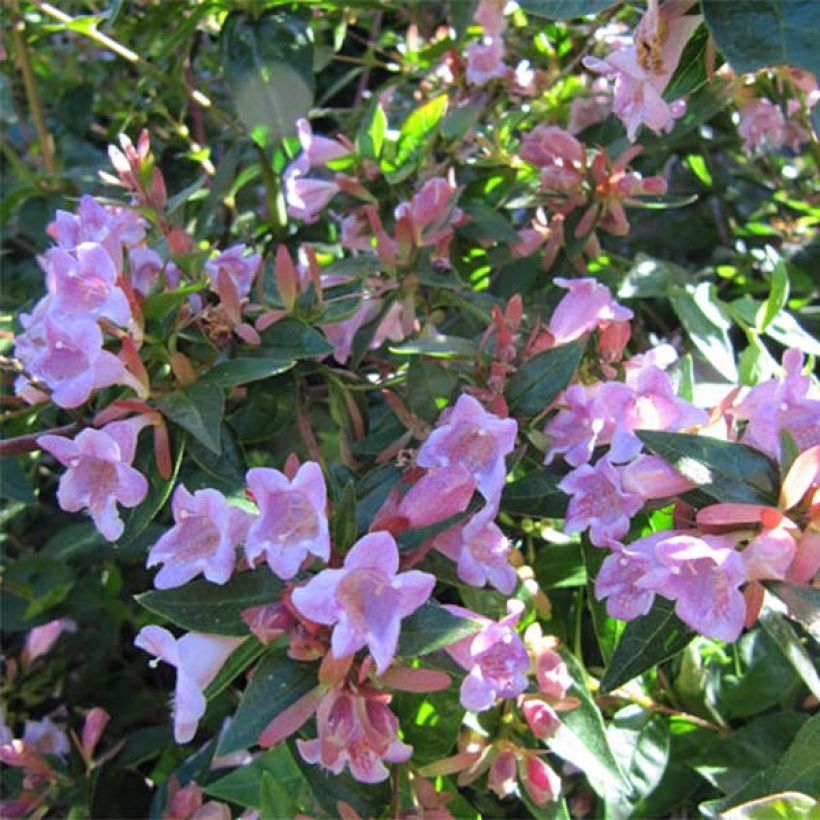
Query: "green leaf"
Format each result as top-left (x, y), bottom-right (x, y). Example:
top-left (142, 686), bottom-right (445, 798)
top-left (331, 481), bottom-right (358, 551)
top-left (518, 0), bottom-right (618, 18)
top-left (0, 457), bottom-right (36, 503)
top-left (136, 569), bottom-right (284, 636)
top-left (600, 598), bottom-right (695, 693)
top-left (392, 688), bottom-right (464, 766)
top-left (722, 792), bottom-right (817, 819)
top-left (206, 745), bottom-right (309, 810)
top-left (772, 713), bottom-right (820, 795)
top-left (220, 10), bottom-right (314, 143)
top-left (533, 543), bottom-right (587, 589)
top-left (406, 358), bottom-right (459, 423)
top-left (157, 381), bottom-right (225, 454)
top-left (669, 282), bottom-right (737, 382)
top-left (258, 317), bottom-right (334, 359)
top-left (637, 430), bottom-right (780, 506)
top-left (757, 258), bottom-right (790, 333)
top-left (506, 337), bottom-right (586, 415)
top-left (501, 469), bottom-right (568, 518)
top-left (459, 202), bottom-right (520, 243)
top-left (702, 0), bottom-right (820, 76)
top-left (142, 283), bottom-right (206, 322)
top-left (199, 358), bottom-right (295, 389)
top-left (548, 650), bottom-right (632, 798)
top-left (389, 334), bottom-right (478, 359)
top-left (386, 94), bottom-right (448, 179)
top-left (396, 602), bottom-right (482, 657)
top-left (765, 581), bottom-right (820, 640)
top-left (216, 650), bottom-right (319, 755)
top-left (203, 637), bottom-right (266, 700)
top-left (357, 100), bottom-right (387, 159)
top-left (758, 608), bottom-right (820, 699)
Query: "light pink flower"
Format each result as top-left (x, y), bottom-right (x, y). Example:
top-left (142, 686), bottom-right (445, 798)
top-left (474, 0), bottom-right (507, 35)
top-left (521, 699), bottom-right (561, 740)
top-left (394, 464), bottom-right (476, 531)
top-left (535, 648), bottom-right (572, 702)
top-left (80, 708), bottom-right (110, 762)
top-left (291, 532), bottom-right (435, 674)
top-left (147, 485), bottom-right (253, 589)
top-left (568, 78), bottom-right (613, 134)
top-left (559, 459), bottom-right (643, 547)
top-left (296, 686), bottom-right (412, 783)
top-left (321, 298), bottom-right (382, 364)
top-left (19, 314), bottom-right (132, 409)
top-left (548, 277), bottom-right (633, 346)
top-left (22, 618), bottom-right (77, 665)
top-left (38, 418), bottom-right (149, 541)
top-left (444, 600), bottom-right (529, 711)
top-left (737, 98), bottom-right (787, 153)
top-left (204, 245), bottom-right (261, 300)
top-left (43, 243), bottom-right (131, 326)
top-left (620, 454), bottom-right (696, 499)
top-left (295, 118), bottom-right (350, 167)
top-left (741, 526), bottom-right (796, 582)
top-left (488, 747), bottom-right (518, 798)
top-left (433, 506), bottom-right (517, 594)
top-left (245, 462), bottom-right (330, 580)
top-left (128, 247), bottom-right (164, 296)
top-left (22, 717), bottom-right (70, 757)
top-left (284, 170), bottom-right (340, 224)
top-left (466, 38), bottom-right (507, 86)
top-left (395, 176), bottom-right (464, 249)
top-left (417, 394), bottom-right (517, 504)
top-left (520, 125), bottom-right (586, 169)
top-left (135, 626), bottom-right (243, 743)
top-left (520, 753), bottom-right (562, 806)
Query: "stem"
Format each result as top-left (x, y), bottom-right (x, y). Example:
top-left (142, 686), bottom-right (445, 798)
top-left (0, 423), bottom-right (78, 457)
top-left (8, 0), bottom-right (56, 175)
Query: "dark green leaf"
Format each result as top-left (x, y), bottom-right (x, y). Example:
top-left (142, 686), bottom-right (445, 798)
top-left (765, 581), bottom-right (820, 640)
top-left (518, 0), bottom-right (618, 18)
top-left (199, 358), bottom-right (295, 389)
top-left (0, 457), bottom-right (36, 502)
top-left (758, 259), bottom-right (790, 333)
top-left (392, 688), bottom-right (464, 765)
top-left (389, 334), bottom-right (477, 359)
top-left (203, 637), bottom-right (266, 700)
top-left (459, 202), bottom-right (520, 243)
top-left (258, 317), bottom-right (333, 359)
top-left (136, 569), bottom-right (284, 636)
top-left (331, 481), bottom-right (358, 551)
top-left (772, 713), bottom-right (820, 795)
top-left (157, 381), bottom-right (225, 454)
top-left (702, 0), bottom-right (820, 76)
top-left (601, 598), bottom-right (695, 692)
top-left (397, 602), bottom-right (482, 657)
top-left (216, 650), bottom-right (319, 755)
top-left (533, 542), bottom-right (587, 589)
top-left (758, 609), bottom-right (820, 699)
top-left (142, 283), bottom-right (206, 322)
top-left (501, 469), bottom-right (568, 518)
top-left (637, 430), bottom-right (780, 506)
top-left (506, 337), bottom-right (586, 415)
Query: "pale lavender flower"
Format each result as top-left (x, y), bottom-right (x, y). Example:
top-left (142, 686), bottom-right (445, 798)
top-left (284, 167), bottom-right (340, 224)
top-left (38, 418), bottom-right (149, 541)
top-left (147, 485), bottom-right (253, 589)
top-left (135, 626), bottom-right (243, 743)
top-left (295, 118), bottom-right (350, 167)
top-left (595, 535), bottom-right (666, 620)
top-left (466, 38), bottom-right (508, 86)
top-left (322, 298), bottom-right (382, 364)
top-left (127, 247), bottom-right (164, 296)
top-left (204, 245), bottom-right (261, 300)
top-left (245, 462), bottom-right (330, 580)
top-left (291, 532), bottom-right (435, 674)
top-left (22, 618), bottom-right (77, 665)
top-left (417, 394), bottom-right (517, 504)
top-left (558, 458), bottom-right (643, 547)
top-left (22, 717), bottom-right (70, 757)
top-left (474, 0), bottom-right (508, 35)
top-left (548, 277), bottom-right (633, 346)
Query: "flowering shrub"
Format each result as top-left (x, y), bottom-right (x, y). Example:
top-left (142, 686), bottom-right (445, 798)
top-left (1, 0), bottom-right (819, 817)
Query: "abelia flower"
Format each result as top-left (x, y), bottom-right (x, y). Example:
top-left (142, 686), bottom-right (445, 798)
top-left (535, 648), bottom-right (572, 702)
top-left (135, 626), bottom-right (243, 743)
top-left (548, 277), bottom-right (633, 346)
top-left (18, 314), bottom-right (133, 409)
top-left (80, 708), bottom-right (110, 763)
top-left (322, 298), bottom-right (382, 364)
top-left (22, 618), bottom-right (77, 665)
top-left (466, 38), bottom-right (507, 86)
top-left (417, 394), bottom-right (517, 504)
top-left (474, 0), bottom-right (507, 35)
top-left (558, 458), bottom-right (643, 547)
top-left (291, 532), bottom-right (435, 674)
top-left (245, 462), bottom-right (330, 580)
top-left (519, 753), bottom-right (562, 806)
top-left (488, 747), bottom-right (518, 798)
top-left (204, 245), bottom-right (261, 300)
top-left (568, 77), bottom-right (613, 134)
top-left (128, 247), bottom-right (164, 296)
top-left (297, 686), bottom-right (412, 784)
top-left (520, 125), bottom-right (586, 170)
top-left (38, 418), bottom-right (149, 541)
top-left (737, 98), bottom-right (787, 153)
top-left (147, 485), bottom-right (252, 589)
top-left (295, 117), bottom-right (350, 167)
top-left (444, 600), bottom-right (529, 711)
top-left (395, 176), bottom-right (464, 249)
top-left (22, 717), bottom-right (70, 757)
top-left (284, 170), bottom-right (340, 224)
top-left (43, 243), bottom-right (131, 326)
top-left (392, 464), bottom-right (476, 532)
top-left (741, 526), bottom-right (796, 582)
top-left (433, 506), bottom-right (517, 594)
top-left (620, 454), bottom-right (696, 500)
top-left (595, 534), bottom-right (667, 620)
top-left (521, 698), bottom-right (561, 740)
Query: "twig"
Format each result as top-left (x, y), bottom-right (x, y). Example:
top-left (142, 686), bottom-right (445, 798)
top-left (0, 423), bottom-right (78, 457)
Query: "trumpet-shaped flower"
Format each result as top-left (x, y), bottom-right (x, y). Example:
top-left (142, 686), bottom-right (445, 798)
top-left (297, 686), bottom-right (412, 783)
top-left (22, 618), bottom-right (77, 665)
top-left (38, 418), bottom-right (149, 541)
top-left (466, 38), bottom-right (507, 86)
top-left (147, 485), bottom-right (253, 589)
top-left (417, 394), bottom-right (517, 504)
top-left (245, 462), bottom-right (330, 580)
top-left (291, 532), bottom-right (435, 674)
top-left (135, 626), bottom-right (243, 744)
top-left (204, 244), bottom-right (261, 300)
top-left (548, 277), bottom-right (633, 346)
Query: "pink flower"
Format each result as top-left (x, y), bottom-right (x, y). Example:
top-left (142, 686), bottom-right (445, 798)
top-left (395, 176), bottom-right (463, 249)
top-left (417, 394), bottom-right (517, 504)
top-left (19, 314), bottom-right (132, 409)
top-left (620, 454), bottom-right (696, 500)
top-left (548, 277), bottom-right (633, 346)
top-left (43, 243), bottom-right (131, 326)
top-left (245, 462), bottom-right (330, 580)
top-left (444, 600), bottom-right (530, 711)
top-left (284, 169), bottom-right (340, 224)
top-left (295, 118), bottom-right (350, 167)
top-left (520, 125), bottom-right (586, 169)
top-left (204, 245), bottom-right (261, 300)
top-left (535, 648), bottom-right (572, 702)
top-left (80, 708), bottom-right (110, 762)
top-left (521, 699), bottom-right (561, 740)
top-left (291, 532), bottom-right (435, 674)
top-left (128, 247), bottom-right (164, 296)
top-left (466, 38), bottom-right (507, 86)
top-left (395, 464), bottom-right (476, 531)
top-left (38, 419), bottom-right (149, 541)
top-left (488, 747), bottom-right (518, 798)
top-left (737, 98), bottom-right (787, 153)
top-left (473, 0), bottom-right (508, 35)
top-left (433, 506), bottom-right (517, 594)
top-left (520, 753), bottom-right (562, 806)
top-left (322, 298), bottom-right (382, 364)
top-left (584, 5), bottom-right (701, 140)
top-left (558, 459), bottom-right (643, 547)
top-left (568, 78), bottom-right (613, 134)
top-left (23, 717), bottom-right (70, 757)
top-left (297, 686), bottom-right (412, 783)
top-left (147, 485), bottom-right (253, 589)
top-left (135, 626), bottom-right (243, 743)
top-left (596, 539), bottom-right (662, 621)
top-left (22, 618), bottom-right (77, 665)
top-left (740, 526), bottom-right (796, 583)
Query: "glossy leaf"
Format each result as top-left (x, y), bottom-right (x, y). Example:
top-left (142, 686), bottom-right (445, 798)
top-left (501, 469), bottom-right (568, 518)
top-left (258, 317), bottom-right (334, 359)
top-left (518, 0), bottom-right (618, 18)
top-left (771, 713), bottom-right (820, 795)
top-left (396, 602), bottom-right (482, 657)
top-left (157, 381), bottom-right (225, 454)
top-left (199, 358), bottom-right (295, 389)
top-left (203, 637), bottom-right (266, 700)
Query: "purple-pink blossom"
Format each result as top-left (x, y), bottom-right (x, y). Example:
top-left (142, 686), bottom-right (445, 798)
top-left (466, 38), bottom-right (507, 86)
top-left (127, 247), bottom-right (164, 296)
top-left (22, 618), bottom-right (77, 665)
top-left (38, 418), bottom-right (149, 541)
top-left (245, 462), bottom-right (330, 580)
top-left (548, 277), bottom-right (633, 346)
top-left (444, 600), bottom-right (530, 711)
top-left (147, 485), bottom-right (253, 589)
top-left (291, 532), bottom-right (435, 674)
top-left (135, 626), bottom-right (243, 743)
top-left (558, 458), bottom-right (643, 547)
top-left (204, 245), bottom-right (261, 300)
top-left (416, 394), bottom-right (517, 504)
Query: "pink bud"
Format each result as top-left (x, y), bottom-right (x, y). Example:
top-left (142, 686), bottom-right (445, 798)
top-left (521, 699), bottom-right (561, 739)
top-left (488, 748), bottom-right (518, 798)
top-left (535, 650), bottom-right (572, 702)
top-left (241, 603), bottom-right (294, 644)
top-left (275, 245), bottom-right (300, 310)
top-left (397, 465), bottom-right (476, 529)
top-left (520, 754), bottom-right (561, 806)
top-left (621, 455), bottom-right (696, 500)
top-left (81, 708), bottom-right (110, 760)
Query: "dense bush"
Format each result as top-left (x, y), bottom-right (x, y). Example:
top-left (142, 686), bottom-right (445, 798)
top-left (1, 1), bottom-right (818, 817)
